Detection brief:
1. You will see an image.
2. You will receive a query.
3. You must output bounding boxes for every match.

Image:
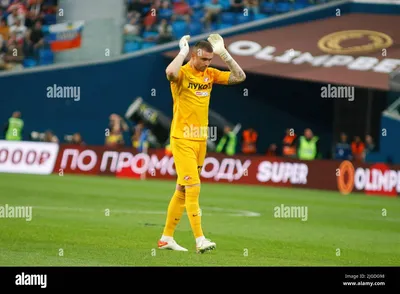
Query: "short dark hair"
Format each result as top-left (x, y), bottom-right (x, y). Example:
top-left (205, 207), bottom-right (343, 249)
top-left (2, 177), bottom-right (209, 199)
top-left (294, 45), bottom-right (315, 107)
top-left (193, 40), bottom-right (213, 55)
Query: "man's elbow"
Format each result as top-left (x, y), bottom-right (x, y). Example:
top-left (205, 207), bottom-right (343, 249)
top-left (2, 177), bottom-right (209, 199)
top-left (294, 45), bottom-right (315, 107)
top-left (166, 70), bottom-right (178, 82)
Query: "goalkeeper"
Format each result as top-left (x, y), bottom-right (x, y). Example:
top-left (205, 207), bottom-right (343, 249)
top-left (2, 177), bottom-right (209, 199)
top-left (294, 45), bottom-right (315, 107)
top-left (157, 34), bottom-right (246, 253)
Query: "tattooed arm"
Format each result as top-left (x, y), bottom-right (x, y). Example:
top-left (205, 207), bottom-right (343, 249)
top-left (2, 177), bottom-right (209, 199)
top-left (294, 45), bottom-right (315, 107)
top-left (225, 57), bottom-right (246, 85)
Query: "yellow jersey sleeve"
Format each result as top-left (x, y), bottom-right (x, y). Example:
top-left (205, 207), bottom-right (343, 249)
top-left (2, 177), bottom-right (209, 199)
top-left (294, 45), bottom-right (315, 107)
top-left (210, 67), bottom-right (231, 85)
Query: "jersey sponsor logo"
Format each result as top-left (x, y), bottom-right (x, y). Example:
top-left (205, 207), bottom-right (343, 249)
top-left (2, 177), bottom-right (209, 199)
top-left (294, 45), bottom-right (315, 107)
top-left (195, 91), bottom-right (209, 97)
top-left (188, 82), bottom-right (211, 90)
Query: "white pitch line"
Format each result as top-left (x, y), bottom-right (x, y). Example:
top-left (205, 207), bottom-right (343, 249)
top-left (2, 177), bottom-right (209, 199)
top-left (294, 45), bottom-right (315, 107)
top-left (32, 206), bottom-right (261, 217)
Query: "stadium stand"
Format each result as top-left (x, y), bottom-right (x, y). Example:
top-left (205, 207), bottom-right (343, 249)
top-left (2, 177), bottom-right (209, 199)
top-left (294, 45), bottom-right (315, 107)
top-left (0, 0), bottom-right (57, 70)
top-left (0, 0), bottom-right (339, 70)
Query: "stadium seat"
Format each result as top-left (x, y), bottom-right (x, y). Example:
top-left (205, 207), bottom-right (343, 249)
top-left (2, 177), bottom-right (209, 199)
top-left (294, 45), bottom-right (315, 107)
top-left (41, 25), bottom-right (50, 33)
top-left (218, 0), bottom-right (231, 10)
top-left (221, 12), bottom-right (237, 25)
top-left (158, 8), bottom-right (173, 20)
top-left (189, 22), bottom-right (203, 35)
top-left (23, 58), bottom-right (37, 68)
top-left (275, 2), bottom-right (292, 13)
top-left (172, 20), bottom-right (188, 39)
top-left (43, 14), bottom-right (56, 25)
top-left (262, 1), bottom-right (276, 13)
top-left (218, 23), bottom-right (231, 30)
top-left (124, 41), bottom-right (141, 53)
top-left (141, 42), bottom-right (157, 50)
top-left (237, 13), bottom-right (251, 24)
top-left (142, 31), bottom-right (158, 40)
top-left (192, 10), bottom-right (204, 22)
top-left (254, 13), bottom-right (268, 20)
top-left (38, 49), bottom-right (54, 65)
top-left (293, 3), bottom-right (308, 10)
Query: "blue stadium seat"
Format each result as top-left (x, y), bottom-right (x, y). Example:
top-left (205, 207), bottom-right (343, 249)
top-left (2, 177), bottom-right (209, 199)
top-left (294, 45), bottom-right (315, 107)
top-left (141, 42), bottom-right (157, 49)
top-left (189, 22), bottom-right (203, 35)
top-left (23, 58), bottom-right (37, 68)
top-left (142, 31), bottom-right (159, 39)
top-left (38, 49), bottom-right (54, 65)
top-left (254, 13), bottom-right (268, 20)
top-left (275, 2), bottom-right (292, 13)
top-left (192, 10), bottom-right (204, 22)
top-left (158, 8), bottom-right (173, 20)
top-left (262, 1), bottom-right (276, 13)
top-left (221, 12), bottom-right (236, 25)
top-left (218, 23), bottom-right (231, 30)
top-left (172, 20), bottom-right (188, 39)
top-left (219, 0), bottom-right (231, 10)
top-left (124, 41), bottom-right (141, 53)
top-left (293, 3), bottom-right (308, 10)
top-left (41, 25), bottom-right (49, 33)
top-left (43, 14), bottom-right (56, 25)
top-left (237, 13), bottom-right (251, 24)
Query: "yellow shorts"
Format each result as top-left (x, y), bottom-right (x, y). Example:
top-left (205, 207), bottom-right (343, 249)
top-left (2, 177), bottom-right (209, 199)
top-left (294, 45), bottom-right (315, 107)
top-left (171, 137), bottom-right (207, 186)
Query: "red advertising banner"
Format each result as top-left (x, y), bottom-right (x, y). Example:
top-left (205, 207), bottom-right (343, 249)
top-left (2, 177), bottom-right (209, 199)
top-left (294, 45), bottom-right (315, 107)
top-left (52, 144), bottom-right (400, 197)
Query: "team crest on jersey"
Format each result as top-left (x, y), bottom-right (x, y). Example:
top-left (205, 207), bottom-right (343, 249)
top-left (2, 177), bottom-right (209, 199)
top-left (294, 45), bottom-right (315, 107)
top-left (184, 175), bottom-right (192, 181)
top-left (204, 77), bottom-right (209, 82)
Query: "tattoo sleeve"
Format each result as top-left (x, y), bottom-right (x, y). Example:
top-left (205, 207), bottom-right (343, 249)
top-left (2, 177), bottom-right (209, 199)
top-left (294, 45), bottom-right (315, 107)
top-left (226, 58), bottom-right (246, 85)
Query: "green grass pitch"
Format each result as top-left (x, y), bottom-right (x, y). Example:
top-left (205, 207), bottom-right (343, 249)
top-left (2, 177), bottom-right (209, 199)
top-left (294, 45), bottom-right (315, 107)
top-left (0, 173), bottom-right (399, 266)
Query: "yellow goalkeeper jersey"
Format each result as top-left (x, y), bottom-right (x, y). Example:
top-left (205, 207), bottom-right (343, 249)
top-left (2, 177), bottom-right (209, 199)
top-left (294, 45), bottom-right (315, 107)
top-left (169, 62), bottom-right (231, 141)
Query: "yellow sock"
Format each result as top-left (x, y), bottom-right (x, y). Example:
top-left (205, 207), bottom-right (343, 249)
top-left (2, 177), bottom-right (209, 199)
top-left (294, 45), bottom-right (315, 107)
top-left (162, 189), bottom-right (186, 237)
top-left (185, 185), bottom-right (204, 238)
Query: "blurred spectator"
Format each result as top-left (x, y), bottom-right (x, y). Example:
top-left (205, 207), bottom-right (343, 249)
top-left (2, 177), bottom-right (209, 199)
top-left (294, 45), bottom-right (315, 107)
top-left (3, 110), bottom-right (23, 140)
top-left (171, 0), bottom-right (192, 23)
top-left (24, 19), bottom-right (44, 61)
top-left (71, 132), bottom-right (85, 145)
top-left (364, 134), bottom-right (375, 159)
top-left (202, 0), bottom-right (222, 31)
top-left (7, 5), bottom-right (24, 27)
top-left (124, 13), bottom-right (142, 42)
top-left (334, 132), bottom-right (352, 160)
top-left (158, 0), bottom-right (173, 22)
top-left (105, 113), bottom-right (129, 147)
top-left (157, 18), bottom-right (173, 44)
top-left (297, 128), bottom-right (320, 160)
top-left (132, 120), bottom-right (149, 152)
top-left (9, 17), bottom-right (27, 44)
top-left (142, 0), bottom-right (160, 31)
top-left (244, 0), bottom-right (259, 15)
top-left (3, 31), bottom-right (24, 67)
top-left (229, 0), bottom-right (244, 13)
top-left (282, 128), bottom-right (297, 158)
top-left (0, 17), bottom-right (8, 39)
top-left (351, 135), bottom-right (365, 162)
top-left (1, 0), bottom-right (12, 10)
top-left (216, 125), bottom-right (237, 156)
top-left (24, 9), bottom-right (41, 29)
top-left (266, 143), bottom-right (278, 156)
top-left (241, 128), bottom-right (257, 154)
top-left (44, 129), bottom-right (58, 142)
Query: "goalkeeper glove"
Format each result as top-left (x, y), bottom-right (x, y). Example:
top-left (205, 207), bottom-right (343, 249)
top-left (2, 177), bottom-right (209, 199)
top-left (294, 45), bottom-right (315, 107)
top-left (207, 34), bottom-right (232, 62)
top-left (178, 35), bottom-right (191, 57)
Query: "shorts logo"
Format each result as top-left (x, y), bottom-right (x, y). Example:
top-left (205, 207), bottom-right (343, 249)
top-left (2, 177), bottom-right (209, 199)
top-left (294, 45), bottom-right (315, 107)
top-left (184, 175), bottom-right (192, 181)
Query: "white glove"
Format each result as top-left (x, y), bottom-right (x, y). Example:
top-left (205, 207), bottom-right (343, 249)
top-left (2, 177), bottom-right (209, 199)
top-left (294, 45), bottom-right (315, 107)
top-left (178, 35), bottom-right (190, 57)
top-left (207, 34), bottom-right (232, 62)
